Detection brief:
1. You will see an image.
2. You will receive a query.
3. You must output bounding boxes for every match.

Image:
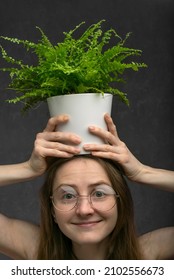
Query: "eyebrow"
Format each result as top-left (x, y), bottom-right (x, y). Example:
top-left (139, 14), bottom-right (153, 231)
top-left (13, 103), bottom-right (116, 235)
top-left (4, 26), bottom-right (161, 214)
top-left (54, 180), bottom-right (111, 191)
top-left (88, 181), bottom-right (111, 187)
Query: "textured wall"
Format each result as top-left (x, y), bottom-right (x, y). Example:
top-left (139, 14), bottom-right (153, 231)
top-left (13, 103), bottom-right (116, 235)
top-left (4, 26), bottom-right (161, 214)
top-left (0, 0), bottom-right (174, 259)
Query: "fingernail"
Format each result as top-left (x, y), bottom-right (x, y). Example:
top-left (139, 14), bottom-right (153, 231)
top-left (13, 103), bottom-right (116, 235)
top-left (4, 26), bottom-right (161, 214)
top-left (63, 115), bottom-right (69, 121)
top-left (74, 136), bottom-right (81, 143)
top-left (83, 144), bottom-right (89, 149)
top-left (105, 113), bottom-right (110, 118)
top-left (89, 126), bottom-right (95, 131)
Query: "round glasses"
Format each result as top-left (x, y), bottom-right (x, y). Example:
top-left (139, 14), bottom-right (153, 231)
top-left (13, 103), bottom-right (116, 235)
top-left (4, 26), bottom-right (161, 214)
top-left (50, 184), bottom-right (119, 212)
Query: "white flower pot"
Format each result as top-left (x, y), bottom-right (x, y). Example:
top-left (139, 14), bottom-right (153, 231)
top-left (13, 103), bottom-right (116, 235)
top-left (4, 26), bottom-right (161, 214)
top-left (47, 93), bottom-right (113, 154)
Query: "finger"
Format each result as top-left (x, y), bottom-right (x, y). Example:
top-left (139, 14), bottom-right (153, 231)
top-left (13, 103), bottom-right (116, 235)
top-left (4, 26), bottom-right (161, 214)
top-left (104, 114), bottom-right (119, 138)
top-left (38, 147), bottom-right (79, 158)
top-left (35, 140), bottom-right (81, 158)
top-left (83, 143), bottom-right (122, 162)
top-left (36, 131), bottom-right (81, 145)
top-left (83, 145), bottom-right (125, 164)
top-left (43, 115), bottom-right (69, 132)
top-left (83, 143), bottom-right (120, 153)
top-left (90, 151), bottom-right (124, 163)
top-left (88, 126), bottom-right (120, 145)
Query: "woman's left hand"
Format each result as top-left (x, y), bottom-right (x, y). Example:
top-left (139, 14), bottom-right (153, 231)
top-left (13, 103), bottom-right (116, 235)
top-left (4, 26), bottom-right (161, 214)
top-left (83, 114), bottom-right (144, 181)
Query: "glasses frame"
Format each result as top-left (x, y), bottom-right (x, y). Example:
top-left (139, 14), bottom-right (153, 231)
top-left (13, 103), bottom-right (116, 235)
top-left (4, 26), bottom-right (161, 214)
top-left (50, 192), bottom-right (120, 212)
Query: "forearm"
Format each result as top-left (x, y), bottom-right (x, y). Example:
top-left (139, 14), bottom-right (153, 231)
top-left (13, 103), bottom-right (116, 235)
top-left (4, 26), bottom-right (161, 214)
top-left (0, 161), bottom-right (39, 187)
top-left (86, 114), bottom-right (174, 193)
top-left (133, 164), bottom-right (174, 192)
top-left (0, 116), bottom-right (82, 187)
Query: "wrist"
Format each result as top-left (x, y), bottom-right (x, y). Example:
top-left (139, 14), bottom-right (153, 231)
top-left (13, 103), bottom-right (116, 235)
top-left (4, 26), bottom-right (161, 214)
top-left (126, 163), bottom-right (147, 183)
top-left (0, 161), bottom-right (41, 187)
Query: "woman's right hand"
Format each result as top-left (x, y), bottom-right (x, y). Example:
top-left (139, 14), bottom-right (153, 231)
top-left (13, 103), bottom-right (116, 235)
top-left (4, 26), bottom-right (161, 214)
top-left (27, 114), bottom-right (81, 176)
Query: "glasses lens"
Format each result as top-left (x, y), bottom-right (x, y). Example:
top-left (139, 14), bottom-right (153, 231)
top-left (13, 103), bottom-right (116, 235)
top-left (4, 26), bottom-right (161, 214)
top-left (91, 191), bottom-right (116, 211)
top-left (52, 186), bottom-right (77, 211)
top-left (52, 185), bottom-right (118, 212)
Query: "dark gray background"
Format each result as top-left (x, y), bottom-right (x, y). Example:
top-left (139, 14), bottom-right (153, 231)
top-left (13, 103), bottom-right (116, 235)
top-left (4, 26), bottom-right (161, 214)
top-left (0, 0), bottom-right (174, 259)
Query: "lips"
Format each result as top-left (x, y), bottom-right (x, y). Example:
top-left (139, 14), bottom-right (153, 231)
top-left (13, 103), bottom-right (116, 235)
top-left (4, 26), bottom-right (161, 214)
top-left (72, 220), bottom-right (102, 227)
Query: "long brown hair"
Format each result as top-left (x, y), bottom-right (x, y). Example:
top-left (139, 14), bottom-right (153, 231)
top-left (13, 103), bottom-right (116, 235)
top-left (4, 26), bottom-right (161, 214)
top-left (37, 155), bottom-right (142, 259)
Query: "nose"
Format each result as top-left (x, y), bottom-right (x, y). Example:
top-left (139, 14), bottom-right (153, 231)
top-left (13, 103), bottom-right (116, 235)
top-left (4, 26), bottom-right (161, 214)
top-left (75, 196), bottom-right (95, 215)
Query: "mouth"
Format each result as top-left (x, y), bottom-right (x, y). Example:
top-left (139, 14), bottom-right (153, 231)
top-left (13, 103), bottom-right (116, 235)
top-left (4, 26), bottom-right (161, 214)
top-left (72, 220), bottom-right (102, 228)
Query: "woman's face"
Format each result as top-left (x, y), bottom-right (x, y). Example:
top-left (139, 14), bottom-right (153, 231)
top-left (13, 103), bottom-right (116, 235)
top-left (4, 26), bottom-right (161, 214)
top-left (52, 158), bottom-right (118, 246)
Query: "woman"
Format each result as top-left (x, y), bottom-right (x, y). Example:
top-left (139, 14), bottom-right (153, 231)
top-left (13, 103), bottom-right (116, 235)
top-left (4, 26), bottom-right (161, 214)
top-left (0, 114), bottom-right (173, 259)
top-left (37, 155), bottom-right (141, 259)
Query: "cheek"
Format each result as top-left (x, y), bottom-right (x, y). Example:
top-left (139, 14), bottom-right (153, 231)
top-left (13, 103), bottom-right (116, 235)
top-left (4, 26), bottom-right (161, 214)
top-left (106, 205), bottom-right (118, 231)
top-left (54, 211), bottom-right (72, 229)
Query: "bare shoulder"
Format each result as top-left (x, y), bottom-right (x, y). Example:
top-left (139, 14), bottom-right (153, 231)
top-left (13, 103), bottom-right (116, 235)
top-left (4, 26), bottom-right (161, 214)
top-left (139, 227), bottom-right (174, 260)
top-left (0, 213), bottom-right (39, 259)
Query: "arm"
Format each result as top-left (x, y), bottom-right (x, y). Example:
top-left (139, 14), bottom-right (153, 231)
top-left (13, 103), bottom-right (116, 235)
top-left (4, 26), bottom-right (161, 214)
top-left (0, 213), bottom-right (39, 259)
top-left (139, 227), bottom-right (174, 260)
top-left (0, 115), bottom-right (81, 259)
top-left (0, 162), bottom-right (38, 187)
top-left (130, 165), bottom-right (174, 192)
top-left (0, 114), bottom-right (81, 187)
top-left (83, 114), bottom-right (174, 192)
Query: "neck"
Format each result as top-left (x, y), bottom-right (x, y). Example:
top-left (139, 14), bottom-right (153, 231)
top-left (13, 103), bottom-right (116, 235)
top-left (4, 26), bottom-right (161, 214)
top-left (72, 241), bottom-right (108, 260)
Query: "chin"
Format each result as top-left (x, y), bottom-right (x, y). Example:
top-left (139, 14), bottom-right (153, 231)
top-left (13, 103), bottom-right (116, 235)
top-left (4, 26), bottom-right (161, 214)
top-left (71, 233), bottom-right (107, 245)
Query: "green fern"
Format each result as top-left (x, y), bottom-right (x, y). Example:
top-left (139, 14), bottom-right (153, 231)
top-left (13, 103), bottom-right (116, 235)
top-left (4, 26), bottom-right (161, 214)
top-left (0, 20), bottom-right (147, 112)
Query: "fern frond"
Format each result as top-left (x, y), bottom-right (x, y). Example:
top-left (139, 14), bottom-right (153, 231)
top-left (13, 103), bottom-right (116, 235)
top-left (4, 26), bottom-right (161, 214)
top-left (0, 45), bottom-right (24, 66)
top-left (36, 26), bottom-right (53, 48)
top-left (0, 35), bottom-right (37, 50)
top-left (0, 20), bottom-right (147, 112)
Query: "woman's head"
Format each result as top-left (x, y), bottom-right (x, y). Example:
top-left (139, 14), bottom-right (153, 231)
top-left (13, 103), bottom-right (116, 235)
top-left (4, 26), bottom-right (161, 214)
top-left (37, 155), bottom-right (141, 259)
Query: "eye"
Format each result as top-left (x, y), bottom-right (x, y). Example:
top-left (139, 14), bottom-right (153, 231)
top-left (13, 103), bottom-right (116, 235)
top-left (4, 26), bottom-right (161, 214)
top-left (91, 184), bottom-right (115, 198)
top-left (62, 193), bottom-right (76, 200)
top-left (92, 190), bottom-right (107, 199)
top-left (57, 185), bottom-right (77, 201)
top-left (92, 190), bottom-right (106, 198)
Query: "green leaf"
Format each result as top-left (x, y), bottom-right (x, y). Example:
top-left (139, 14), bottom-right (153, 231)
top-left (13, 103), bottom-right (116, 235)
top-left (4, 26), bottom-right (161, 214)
top-left (0, 20), bottom-right (147, 112)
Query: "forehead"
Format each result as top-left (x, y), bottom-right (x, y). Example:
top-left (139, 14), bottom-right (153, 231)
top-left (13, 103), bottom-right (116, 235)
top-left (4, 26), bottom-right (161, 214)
top-left (53, 158), bottom-right (110, 188)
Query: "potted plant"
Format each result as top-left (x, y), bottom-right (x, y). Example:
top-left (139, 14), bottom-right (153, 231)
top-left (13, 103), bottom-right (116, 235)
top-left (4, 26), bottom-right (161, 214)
top-left (0, 20), bottom-right (147, 151)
